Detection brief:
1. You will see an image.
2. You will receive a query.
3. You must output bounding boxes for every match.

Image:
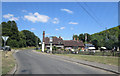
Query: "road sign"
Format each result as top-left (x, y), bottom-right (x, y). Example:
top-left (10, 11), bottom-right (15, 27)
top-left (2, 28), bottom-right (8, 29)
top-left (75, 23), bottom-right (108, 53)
top-left (2, 36), bottom-right (9, 42)
top-left (2, 36), bottom-right (9, 47)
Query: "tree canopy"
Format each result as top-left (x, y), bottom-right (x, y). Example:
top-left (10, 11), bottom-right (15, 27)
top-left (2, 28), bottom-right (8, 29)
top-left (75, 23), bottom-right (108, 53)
top-left (73, 25), bottom-right (119, 50)
top-left (1, 21), bottom-right (41, 48)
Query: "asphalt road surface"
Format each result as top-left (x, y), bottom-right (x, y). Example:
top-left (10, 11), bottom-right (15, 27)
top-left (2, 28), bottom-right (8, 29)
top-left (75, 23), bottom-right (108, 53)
top-left (14, 49), bottom-right (113, 74)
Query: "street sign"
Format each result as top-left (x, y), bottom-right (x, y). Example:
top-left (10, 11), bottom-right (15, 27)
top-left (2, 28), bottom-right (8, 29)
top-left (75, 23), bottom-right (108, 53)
top-left (2, 36), bottom-right (9, 47)
top-left (2, 36), bottom-right (9, 42)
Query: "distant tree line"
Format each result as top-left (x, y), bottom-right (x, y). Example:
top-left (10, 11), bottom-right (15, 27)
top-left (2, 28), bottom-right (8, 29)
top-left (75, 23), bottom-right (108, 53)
top-left (1, 21), bottom-right (41, 48)
top-left (73, 25), bottom-right (120, 50)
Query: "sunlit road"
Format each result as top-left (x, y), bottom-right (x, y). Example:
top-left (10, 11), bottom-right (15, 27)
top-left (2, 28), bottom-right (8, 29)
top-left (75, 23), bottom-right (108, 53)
top-left (14, 49), bottom-right (113, 74)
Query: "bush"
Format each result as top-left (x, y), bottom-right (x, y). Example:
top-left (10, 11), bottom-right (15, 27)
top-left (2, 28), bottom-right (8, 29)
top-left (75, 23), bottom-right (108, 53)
top-left (36, 49), bottom-right (42, 52)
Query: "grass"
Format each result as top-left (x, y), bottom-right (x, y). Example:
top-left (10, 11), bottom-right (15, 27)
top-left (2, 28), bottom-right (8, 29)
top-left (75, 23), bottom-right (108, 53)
top-left (2, 51), bottom-right (15, 75)
top-left (55, 54), bottom-right (118, 66)
top-left (0, 51), bottom-right (2, 76)
top-left (36, 49), bottom-right (42, 52)
top-left (13, 46), bottom-right (35, 50)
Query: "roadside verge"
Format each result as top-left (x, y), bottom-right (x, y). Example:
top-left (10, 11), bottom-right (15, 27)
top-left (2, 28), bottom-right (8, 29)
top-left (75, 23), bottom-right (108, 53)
top-left (32, 50), bottom-right (120, 75)
top-left (2, 49), bottom-right (18, 76)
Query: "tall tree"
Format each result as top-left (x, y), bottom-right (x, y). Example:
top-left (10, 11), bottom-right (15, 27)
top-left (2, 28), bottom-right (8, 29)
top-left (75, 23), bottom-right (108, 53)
top-left (21, 30), bottom-right (41, 47)
top-left (78, 34), bottom-right (84, 42)
top-left (1, 21), bottom-right (41, 48)
top-left (73, 35), bottom-right (78, 40)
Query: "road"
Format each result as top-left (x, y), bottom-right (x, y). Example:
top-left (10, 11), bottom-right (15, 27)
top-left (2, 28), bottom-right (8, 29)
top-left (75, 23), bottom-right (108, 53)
top-left (14, 49), bottom-right (113, 74)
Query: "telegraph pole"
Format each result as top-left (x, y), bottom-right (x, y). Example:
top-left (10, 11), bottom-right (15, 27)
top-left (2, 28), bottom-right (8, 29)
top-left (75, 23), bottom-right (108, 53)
top-left (85, 33), bottom-right (88, 51)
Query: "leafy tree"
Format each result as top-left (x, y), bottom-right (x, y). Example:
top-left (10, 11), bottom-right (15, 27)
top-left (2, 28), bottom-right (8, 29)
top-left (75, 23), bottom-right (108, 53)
top-left (78, 34), bottom-right (84, 42)
top-left (73, 35), bottom-right (78, 40)
top-left (7, 39), bottom-right (19, 48)
top-left (10, 21), bottom-right (19, 40)
top-left (85, 33), bottom-right (91, 42)
top-left (18, 32), bottom-right (26, 47)
top-left (21, 30), bottom-right (40, 47)
top-left (52, 46), bottom-right (58, 51)
top-left (91, 25), bottom-right (119, 49)
top-left (91, 39), bottom-right (98, 49)
top-left (1, 21), bottom-right (41, 48)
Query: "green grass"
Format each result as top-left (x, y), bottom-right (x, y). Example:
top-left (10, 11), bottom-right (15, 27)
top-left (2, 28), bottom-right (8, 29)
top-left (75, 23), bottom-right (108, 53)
top-left (12, 46), bottom-right (35, 50)
top-left (56, 54), bottom-right (118, 66)
top-left (36, 49), bottom-right (42, 52)
top-left (0, 51), bottom-right (2, 76)
top-left (2, 51), bottom-right (15, 75)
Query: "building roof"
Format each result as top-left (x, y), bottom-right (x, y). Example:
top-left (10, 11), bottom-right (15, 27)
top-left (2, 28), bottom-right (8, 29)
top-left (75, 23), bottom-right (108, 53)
top-left (44, 37), bottom-right (84, 47)
top-left (45, 37), bottom-right (63, 45)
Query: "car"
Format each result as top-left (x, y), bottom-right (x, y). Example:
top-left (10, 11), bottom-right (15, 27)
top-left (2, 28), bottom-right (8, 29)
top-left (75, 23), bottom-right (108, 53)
top-left (0, 46), bottom-right (2, 50)
top-left (3, 46), bottom-right (11, 51)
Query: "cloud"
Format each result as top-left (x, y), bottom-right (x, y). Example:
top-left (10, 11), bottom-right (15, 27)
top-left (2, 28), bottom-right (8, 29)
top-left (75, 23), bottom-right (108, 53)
top-left (60, 27), bottom-right (65, 30)
top-left (3, 14), bottom-right (19, 21)
top-left (61, 9), bottom-right (73, 14)
top-left (56, 27), bottom-right (65, 31)
top-left (22, 10), bottom-right (27, 13)
top-left (55, 29), bottom-right (59, 31)
top-left (31, 28), bottom-right (36, 31)
top-left (69, 22), bottom-right (78, 25)
top-left (52, 18), bottom-right (59, 24)
top-left (24, 12), bottom-right (50, 23)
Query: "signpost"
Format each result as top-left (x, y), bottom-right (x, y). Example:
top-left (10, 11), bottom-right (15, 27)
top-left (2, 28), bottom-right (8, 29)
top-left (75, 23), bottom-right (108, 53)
top-left (2, 36), bottom-right (9, 47)
top-left (50, 36), bottom-right (53, 53)
top-left (2, 36), bottom-right (9, 58)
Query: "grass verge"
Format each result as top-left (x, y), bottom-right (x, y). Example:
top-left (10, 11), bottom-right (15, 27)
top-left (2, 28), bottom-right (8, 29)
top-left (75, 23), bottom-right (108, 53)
top-left (13, 47), bottom-right (35, 50)
top-left (55, 54), bottom-right (118, 66)
top-left (2, 51), bottom-right (15, 75)
top-left (36, 49), bottom-right (42, 52)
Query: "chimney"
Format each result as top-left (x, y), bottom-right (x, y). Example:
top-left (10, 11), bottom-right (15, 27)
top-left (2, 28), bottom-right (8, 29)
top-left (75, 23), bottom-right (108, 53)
top-left (43, 31), bottom-right (45, 42)
top-left (77, 37), bottom-right (79, 41)
top-left (73, 37), bottom-right (76, 41)
top-left (59, 36), bottom-right (62, 39)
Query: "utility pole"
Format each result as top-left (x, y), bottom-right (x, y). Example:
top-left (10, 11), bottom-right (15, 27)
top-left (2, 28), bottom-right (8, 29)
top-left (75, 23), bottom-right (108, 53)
top-left (50, 36), bottom-right (53, 53)
top-left (85, 33), bottom-right (88, 51)
top-left (36, 37), bottom-right (38, 48)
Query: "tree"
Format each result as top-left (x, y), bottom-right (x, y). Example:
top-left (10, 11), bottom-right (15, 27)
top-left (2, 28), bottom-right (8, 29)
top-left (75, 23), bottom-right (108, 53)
top-left (91, 25), bottom-right (119, 49)
top-left (91, 39), bottom-right (98, 49)
top-left (85, 33), bottom-right (91, 42)
top-left (78, 34), bottom-right (84, 42)
top-left (10, 21), bottom-right (19, 40)
top-left (73, 35), bottom-right (78, 40)
top-left (21, 30), bottom-right (41, 47)
top-left (18, 32), bottom-right (26, 47)
top-left (1, 21), bottom-right (41, 48)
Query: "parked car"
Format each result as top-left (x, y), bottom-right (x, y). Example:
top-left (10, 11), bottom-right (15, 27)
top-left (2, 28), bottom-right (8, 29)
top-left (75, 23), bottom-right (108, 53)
top-left (3, 46), bottom-right (11, 51)
top-left (0, 46), bottom-right (2, 50)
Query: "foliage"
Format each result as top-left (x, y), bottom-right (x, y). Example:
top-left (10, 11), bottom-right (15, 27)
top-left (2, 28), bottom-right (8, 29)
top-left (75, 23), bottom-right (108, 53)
top-left (72, 25), bottom-right (119, 50)
top-left (73, 35), bottom-right (78, 40)
top-left (91, 26), bottom-right (119, 49)
top-left (73, 33), bottom-right (91, 42)
top-left (1, 21), bottom-right (41, 48)
top-left (52, 46), bottom-right (58, 51)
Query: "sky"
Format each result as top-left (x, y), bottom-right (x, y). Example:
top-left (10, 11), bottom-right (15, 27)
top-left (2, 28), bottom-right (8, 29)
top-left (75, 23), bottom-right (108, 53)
top-left (2, 2), bottom-right (118, 40)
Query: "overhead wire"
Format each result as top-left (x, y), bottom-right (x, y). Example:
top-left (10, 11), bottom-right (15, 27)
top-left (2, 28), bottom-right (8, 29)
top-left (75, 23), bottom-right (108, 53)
top-left (75, 1), bottom-right (105, 28)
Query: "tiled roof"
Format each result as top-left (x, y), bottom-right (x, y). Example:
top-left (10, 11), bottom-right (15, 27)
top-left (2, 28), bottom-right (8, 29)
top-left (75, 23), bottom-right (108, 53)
top-left (45, 37), bottom-right (63, 44)
top-left (44, 37), bottom-right (84, 47)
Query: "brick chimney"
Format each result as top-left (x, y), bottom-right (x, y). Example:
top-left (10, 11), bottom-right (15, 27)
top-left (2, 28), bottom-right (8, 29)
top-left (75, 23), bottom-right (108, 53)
top-left (43, 31), bottom-right (45, 42)
top-left (77, 37), bottom-right (79, 41)
top-left (59, 36), bottom-right (62, 39)
top-left (73, 37), bottom-right (76, 41)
